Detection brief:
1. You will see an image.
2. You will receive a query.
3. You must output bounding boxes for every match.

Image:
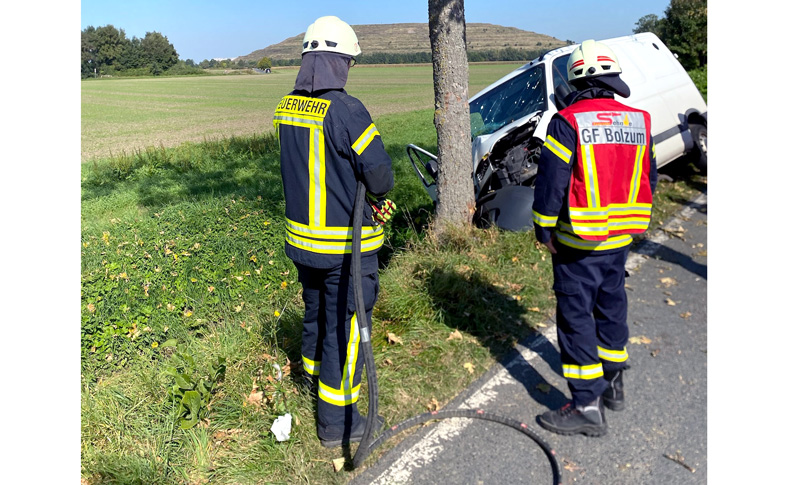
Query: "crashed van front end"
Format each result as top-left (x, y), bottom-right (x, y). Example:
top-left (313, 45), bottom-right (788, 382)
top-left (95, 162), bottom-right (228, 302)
top-left (407, 60), bottom-right (551, 231)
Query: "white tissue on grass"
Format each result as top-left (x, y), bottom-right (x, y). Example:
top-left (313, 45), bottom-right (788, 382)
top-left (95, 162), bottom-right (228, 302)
top-left (271, 413), bottom-right (292, 442)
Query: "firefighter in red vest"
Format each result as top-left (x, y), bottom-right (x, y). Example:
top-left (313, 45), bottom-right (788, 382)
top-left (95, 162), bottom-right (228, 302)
top-left (533, 40), bottom-right (658, 437)
top-left (274, 16), bottom-right (395, 447)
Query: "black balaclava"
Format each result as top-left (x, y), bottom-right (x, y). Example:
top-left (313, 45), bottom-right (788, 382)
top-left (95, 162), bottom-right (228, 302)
top-left (570, 73), bottom-right (631, 98)
top-left (293, 51), bottom-right (351, 93)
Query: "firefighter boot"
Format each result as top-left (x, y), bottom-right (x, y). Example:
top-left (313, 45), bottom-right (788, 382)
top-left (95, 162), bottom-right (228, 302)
top-left (537, 396), bottom-right (607, 437)
top-left (319, 415), bottom-right (385, 448)
top-left (603, 369), bottom-right (625, 411)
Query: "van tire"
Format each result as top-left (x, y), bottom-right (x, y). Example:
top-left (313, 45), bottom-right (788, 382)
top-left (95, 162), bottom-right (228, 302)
top-left (689, 123), bottom-right (707, 173)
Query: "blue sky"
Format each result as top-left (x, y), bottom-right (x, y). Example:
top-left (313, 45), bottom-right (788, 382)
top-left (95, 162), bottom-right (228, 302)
top-left (80, 0), bottom-right (672, 62)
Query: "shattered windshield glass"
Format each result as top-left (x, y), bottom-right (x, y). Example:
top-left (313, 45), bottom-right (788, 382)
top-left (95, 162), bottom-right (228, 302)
top-left (469, 65), bottom-right (547, 138)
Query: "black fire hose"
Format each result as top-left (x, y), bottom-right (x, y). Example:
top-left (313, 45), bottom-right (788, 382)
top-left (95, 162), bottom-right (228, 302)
top-left (350, 182), bottom-right (561, 485)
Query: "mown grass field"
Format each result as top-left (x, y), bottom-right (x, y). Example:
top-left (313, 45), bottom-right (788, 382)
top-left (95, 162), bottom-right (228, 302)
top-left (81, 64), bottom-right (706, 484)
top-left (81, 64), bottom-right (525, 162)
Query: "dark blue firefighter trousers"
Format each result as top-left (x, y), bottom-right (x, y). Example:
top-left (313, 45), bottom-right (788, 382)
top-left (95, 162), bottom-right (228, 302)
top-left (294, 262), bottom-right (379, 440)
top-left (551, 243), bottom-right (630, 406)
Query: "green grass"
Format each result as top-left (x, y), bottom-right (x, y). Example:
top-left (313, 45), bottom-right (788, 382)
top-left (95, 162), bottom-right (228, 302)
top-left (81, 66), bottom-right (706, 484)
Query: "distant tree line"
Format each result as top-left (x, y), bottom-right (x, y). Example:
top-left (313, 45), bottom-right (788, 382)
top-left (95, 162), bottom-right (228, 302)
top-left (81, 25), bottom-right (277, 79)
top-left (272, 47), bottom-right (553, 67)
top-left (634, 0), bottom-right (707, 70)
top-left (82, 25), bottom-right (189, 78)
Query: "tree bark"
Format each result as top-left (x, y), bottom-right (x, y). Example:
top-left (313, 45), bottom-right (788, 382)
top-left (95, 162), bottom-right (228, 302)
top-left (428, 0), bottom-right (474, 234)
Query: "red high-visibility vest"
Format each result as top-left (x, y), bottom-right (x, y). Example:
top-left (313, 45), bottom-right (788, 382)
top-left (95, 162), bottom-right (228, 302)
top-left (558, 98), bottom-right (653, 241)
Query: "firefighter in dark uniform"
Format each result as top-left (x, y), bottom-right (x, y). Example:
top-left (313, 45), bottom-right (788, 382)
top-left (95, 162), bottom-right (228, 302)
top-left (533, 40), bottom-right (658, 437)
top-left (273, 16), bottom-right (396, 447)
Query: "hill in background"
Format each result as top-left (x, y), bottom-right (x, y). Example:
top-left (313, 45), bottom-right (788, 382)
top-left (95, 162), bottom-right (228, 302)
top-left (238, 23), bottom-right (569, 62)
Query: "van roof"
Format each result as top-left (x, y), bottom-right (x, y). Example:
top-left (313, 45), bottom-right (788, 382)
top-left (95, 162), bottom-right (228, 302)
top-left (536, 32), bottom-right (660, 63)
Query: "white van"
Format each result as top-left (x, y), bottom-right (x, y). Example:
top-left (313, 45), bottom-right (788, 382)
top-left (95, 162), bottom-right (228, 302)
top-left (407, 32), bottom-right (707, 230)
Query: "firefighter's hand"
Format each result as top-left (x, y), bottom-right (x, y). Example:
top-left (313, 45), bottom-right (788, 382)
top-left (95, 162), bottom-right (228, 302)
top-left (370, 198), bottom-right (396, 225)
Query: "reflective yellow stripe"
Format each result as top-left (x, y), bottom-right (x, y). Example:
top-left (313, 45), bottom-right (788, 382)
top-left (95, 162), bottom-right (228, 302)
top-left (352, 123), bottom-right (379, 155)
top-left (532, 210), bottom-right (558, 227)
top-left (318, 129), bottom-right (327, 225)
top-left (309, 127), bottom-right (319, 225)
top-left (544, 135), bottom-right (572, 164)
top-left (581, 144), bottom-right (601, 208)
top-left (570, 203), bottom-right (652, 220)
top-left (608, 217), bottom-right (650, 232)
top-left (567, 203), bottom-right (652, 237)
top-left (302, 355), bottom-right (320, 376)
top-left (316, 313), bottom-right (362, 407)
top-left (342, 313), bottom-right (360, 393)
top-left (562, 363), bottom-right (603, 379)
top-left (555, 231), bottom-right (632, 251)
top-left (598, 346), bottom-right (628, 363)
top-left (561, 220), bottom-right (610, 237)
top-left (285, 219), bottom-right (384, 240)
top-left (285, 219), bottom-right (385, 254)
top-left (628, 144), bottom-right (645, 204)
top-left (273, 115), bottom-right (324, 129)
top-left (318, 380), bottom-right (361, 406)
top-left (285, 232), bottom-right (385, 254)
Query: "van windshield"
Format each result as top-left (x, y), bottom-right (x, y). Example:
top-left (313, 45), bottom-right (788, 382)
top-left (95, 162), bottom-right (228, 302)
top-left (469, 65), bottom-right (547, 138)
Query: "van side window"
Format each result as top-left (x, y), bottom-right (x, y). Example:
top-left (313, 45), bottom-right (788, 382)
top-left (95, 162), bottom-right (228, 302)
top-left (552, 54), bottom-right (574, 108)
top-left (552, 54), bottom-right (572, 94)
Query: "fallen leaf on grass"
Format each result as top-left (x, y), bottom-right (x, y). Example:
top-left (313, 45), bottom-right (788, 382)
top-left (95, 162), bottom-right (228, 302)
top-left (245, 381), bottom-right (264, 407)
top-left (680, 312), bottom-right (692, 319)
top-left (629, 335), bottom-right (652, 345)
top-left (665, 298), bottom-right (677, 306)
top-left (382, 358), bottom-right (393, 366)
top-left (332, 457), bottom-right (346, 472)
top-left (387, 332), bottom-right (403, 345)
top-left (536, 383), bottom-right (551, 394)
top-left (212, 428), bottom-right (242, 443)
top-left (427, 398), bottom-right (440, 412)
top-left (527, 306), bottom-right (541, 313)
top-left (463, 362), bottom-right (475, 374)
top-left (447, 329), bottom-right (463, 341)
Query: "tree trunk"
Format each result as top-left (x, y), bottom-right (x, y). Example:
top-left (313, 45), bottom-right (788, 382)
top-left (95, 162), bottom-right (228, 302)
top-left (428, 0), bottom-right (474, 234)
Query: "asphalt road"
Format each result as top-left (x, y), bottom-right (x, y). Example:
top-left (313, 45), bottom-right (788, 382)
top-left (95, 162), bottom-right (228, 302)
top-left (350, 191), bottom-right (708, 485)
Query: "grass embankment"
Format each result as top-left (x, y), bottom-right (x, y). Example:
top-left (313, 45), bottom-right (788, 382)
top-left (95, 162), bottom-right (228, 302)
top-left (81, 108), bottom-right (705, 484)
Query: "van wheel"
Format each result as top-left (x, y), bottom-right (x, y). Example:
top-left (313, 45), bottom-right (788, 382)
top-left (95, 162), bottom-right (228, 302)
top-left (689, 123), bottom-right (707, 173)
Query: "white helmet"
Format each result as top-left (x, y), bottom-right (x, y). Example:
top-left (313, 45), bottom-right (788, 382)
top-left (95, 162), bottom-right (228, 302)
top-left (302, 16), bottom-right (361, 57)
top-left (567, 40), bottom-right (622, 82)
